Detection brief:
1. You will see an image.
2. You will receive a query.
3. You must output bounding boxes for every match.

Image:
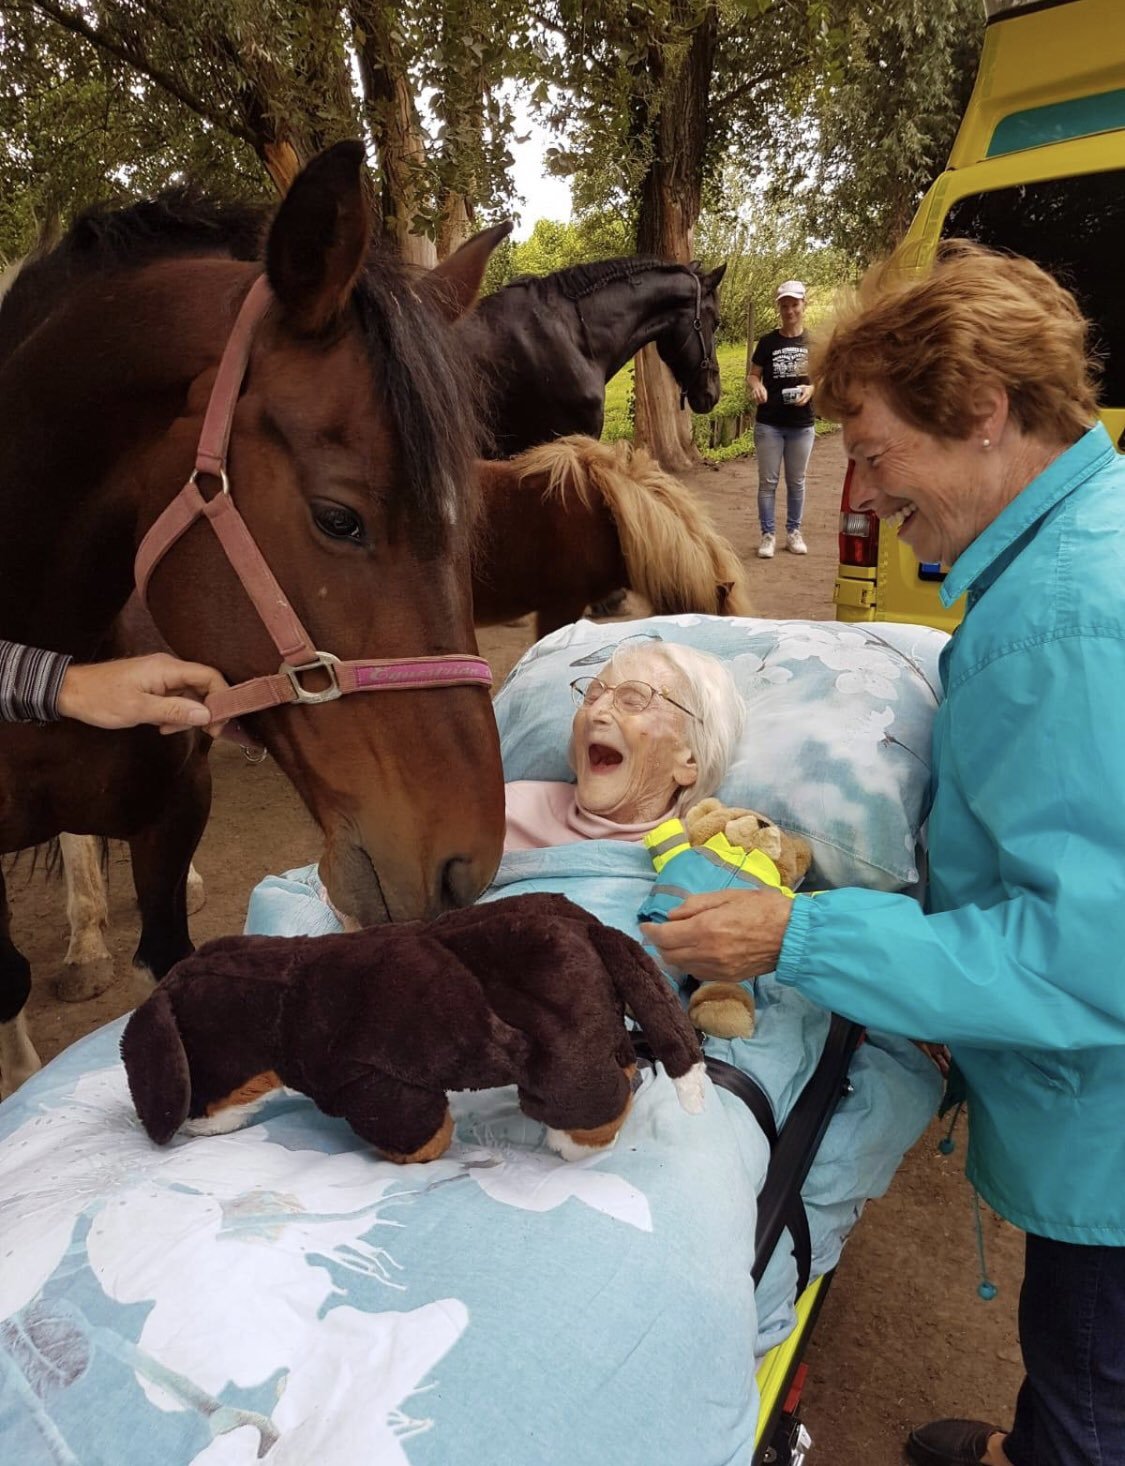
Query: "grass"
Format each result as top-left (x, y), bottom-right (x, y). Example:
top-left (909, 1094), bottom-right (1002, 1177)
top-left (602, 342), bottom-right (840, 463)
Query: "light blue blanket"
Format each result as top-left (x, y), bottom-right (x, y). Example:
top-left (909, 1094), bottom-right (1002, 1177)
top-left (0, 845), bottom-right (937, 1464)
top-left (246, 843), bottom-right (941, 1361)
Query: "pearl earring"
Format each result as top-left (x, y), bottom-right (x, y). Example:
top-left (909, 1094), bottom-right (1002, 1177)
top-left (982, 437), bottom-right (991, 449)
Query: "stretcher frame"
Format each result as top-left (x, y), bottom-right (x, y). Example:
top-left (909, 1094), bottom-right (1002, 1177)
top-left (640, 1013), bottom-right (864, 1465)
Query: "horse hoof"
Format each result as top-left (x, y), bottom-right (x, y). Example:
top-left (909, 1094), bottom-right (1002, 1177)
top-left (56, 957), bottom-right (115, 1002)
top-left (186, 866), bottom-right (206, 915)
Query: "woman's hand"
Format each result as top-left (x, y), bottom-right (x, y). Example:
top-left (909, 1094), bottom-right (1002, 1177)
top-left (793, 384), bottom-right (815, 407)
top-left (747, 375), bottom-right (768, 406)
top-left (57, 654), bottom-right (229, 736)
top-left (640, 887), bottom-right (793, 983)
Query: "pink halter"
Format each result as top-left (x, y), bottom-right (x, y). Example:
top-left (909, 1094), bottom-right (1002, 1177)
top-left (134, 276), bottom-right (492, 726)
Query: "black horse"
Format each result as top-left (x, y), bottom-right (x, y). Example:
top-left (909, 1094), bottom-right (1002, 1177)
top-left (35, 197), bottom-right (725, 461)
top-left (463, 257), bottom-right (727, 457)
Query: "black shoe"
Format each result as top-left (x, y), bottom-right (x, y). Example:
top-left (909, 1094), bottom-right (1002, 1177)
top-left (905, 1419), bottom-right (1004, 1465)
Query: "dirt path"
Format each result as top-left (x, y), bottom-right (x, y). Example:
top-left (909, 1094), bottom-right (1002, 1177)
top-left (12, 429), bottom-right (1025, 1465)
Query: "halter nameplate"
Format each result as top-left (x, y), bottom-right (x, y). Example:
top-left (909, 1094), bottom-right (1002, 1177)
top-left (133, 275), bottom-right (492, 729)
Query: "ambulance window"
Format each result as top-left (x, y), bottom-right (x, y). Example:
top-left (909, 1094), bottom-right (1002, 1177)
top-left (942, 169), bottom-right (1124, 405)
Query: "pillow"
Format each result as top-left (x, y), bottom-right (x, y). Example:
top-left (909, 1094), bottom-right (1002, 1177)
top-left (493, 614), bottom-right (948, 892)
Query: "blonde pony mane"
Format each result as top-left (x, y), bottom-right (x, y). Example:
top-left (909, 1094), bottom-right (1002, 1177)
top-left (518, 435), bottom-right (753, 617)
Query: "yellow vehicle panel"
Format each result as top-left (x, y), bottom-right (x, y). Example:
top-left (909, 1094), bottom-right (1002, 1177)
top-left (835, 0), bottom-right (1125, 633)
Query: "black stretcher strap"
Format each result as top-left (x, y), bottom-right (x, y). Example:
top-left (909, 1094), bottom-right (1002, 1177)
top-left (752, 1014), bottom-right (864, 1291)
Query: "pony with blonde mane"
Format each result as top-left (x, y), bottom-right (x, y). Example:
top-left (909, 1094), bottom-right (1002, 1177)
top-left (473, 435), bottom-right (754, 639)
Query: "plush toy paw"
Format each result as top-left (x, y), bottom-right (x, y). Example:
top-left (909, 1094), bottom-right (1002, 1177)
top-left (688, 982), bottom-right (756, 1039)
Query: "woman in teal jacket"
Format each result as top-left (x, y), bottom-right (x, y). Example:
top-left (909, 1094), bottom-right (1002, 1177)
top-left (643, 241), bottom-right (1125, 1466)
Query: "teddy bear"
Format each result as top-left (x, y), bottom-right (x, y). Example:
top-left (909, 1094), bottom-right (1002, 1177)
top-left (640, 798), bottom-right (813, 1041)
top-left (121, 891), bottom-right (706, 1165)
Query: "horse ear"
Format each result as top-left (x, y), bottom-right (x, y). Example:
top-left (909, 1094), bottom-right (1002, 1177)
top-left (266, 140), bottom-right (371, 336)
top-left (703, 263), bottom-right (727, 292)
top-left (424, 220), bottom-right (514, 322)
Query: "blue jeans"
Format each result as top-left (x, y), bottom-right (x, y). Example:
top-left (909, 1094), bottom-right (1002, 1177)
top-left (1004, 1232), bottom-right (1125, 1465)
top-left (754, 423), bottom-right (815, 535)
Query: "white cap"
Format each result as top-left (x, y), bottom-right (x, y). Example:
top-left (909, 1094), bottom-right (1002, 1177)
top-left (776, 280), bottom-right (806, 300)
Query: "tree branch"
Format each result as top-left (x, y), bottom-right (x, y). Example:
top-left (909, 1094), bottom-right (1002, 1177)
top-left (712, 63), bottom-right (793, 115)
top-left (22, 0), bottom-right (259, 149)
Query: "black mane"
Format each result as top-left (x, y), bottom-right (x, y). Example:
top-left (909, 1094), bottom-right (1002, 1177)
top-left (520, 256), bottom-right (688, 302)
top-left (0, 186), bottom-right (483, 544)
top-left (60, 188), bottom-right (268, 266)
top-left (0, 188), bottom-right (266, 359)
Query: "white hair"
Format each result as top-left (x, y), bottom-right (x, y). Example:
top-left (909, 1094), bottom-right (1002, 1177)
top-left (604, 640), bottom-right (744, 816)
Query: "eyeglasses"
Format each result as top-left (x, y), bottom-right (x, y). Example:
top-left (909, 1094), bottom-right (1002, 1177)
top-left (569, 676), bottom-right (699, 722)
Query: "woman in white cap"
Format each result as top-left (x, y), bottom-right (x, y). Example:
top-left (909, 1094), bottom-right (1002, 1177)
top-left (747, 281), bottom-right (815, 558)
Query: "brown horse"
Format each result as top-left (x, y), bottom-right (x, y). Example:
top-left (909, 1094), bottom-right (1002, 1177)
top-left (473, 435), bottom-right (755, 639)
top-left (0, 143), bottom-right (508, 1093)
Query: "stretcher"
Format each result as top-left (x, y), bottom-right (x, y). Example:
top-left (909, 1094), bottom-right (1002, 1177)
top-left (0, 615), bottom-right (946, 1463)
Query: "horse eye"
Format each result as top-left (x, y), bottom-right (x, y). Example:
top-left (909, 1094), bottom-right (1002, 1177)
top-left (313, 501), bottom-right (366, 543)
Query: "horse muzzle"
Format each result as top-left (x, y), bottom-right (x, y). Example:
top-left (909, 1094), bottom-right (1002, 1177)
top-left (687, 374), bottom-right (721, 414)
top-left (321, 827), bottom-right (502, 927)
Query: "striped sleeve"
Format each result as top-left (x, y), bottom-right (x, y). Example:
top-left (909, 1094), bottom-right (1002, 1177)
top-left (0, 639), bottom-right (72, 722)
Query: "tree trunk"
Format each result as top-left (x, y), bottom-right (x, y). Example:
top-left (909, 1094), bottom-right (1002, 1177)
top-left (436, 192), bottom-right (474, 260)
top-left (261, 140), bottom-right (303, 195)
top-left (350, 1), bottom-right (437, 266)
top-left (632, 3), bottom-right (718, 471)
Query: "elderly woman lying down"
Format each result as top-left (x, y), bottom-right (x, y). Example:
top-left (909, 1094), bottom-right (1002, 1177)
top-left (503, 637), bottom-right (744, 847)
top-left (0, 618), bottom-right (944, 1466)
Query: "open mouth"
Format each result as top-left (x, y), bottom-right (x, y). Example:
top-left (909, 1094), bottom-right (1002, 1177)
top-left (885, 501), bottom-right (918, 534)
top-left (587, 743), bottom-right (623, 771)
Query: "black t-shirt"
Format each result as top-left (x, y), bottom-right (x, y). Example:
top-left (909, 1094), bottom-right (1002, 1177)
top-left (752, 329), bottom-right (814, 428)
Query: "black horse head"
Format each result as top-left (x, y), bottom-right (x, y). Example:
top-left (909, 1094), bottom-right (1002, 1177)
top-left (656, 262), bottom-right (727, 414)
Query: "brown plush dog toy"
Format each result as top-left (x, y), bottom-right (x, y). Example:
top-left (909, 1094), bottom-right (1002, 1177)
top-left (121, 892), bottom-right (706, 1164)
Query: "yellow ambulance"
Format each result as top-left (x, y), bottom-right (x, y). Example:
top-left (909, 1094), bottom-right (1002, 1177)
top-left (833, 0), bottom-right (1125, 632)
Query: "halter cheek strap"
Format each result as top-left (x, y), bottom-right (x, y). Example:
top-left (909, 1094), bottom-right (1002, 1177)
top-left (134, 275), bottom-right (492, 725)
top-left (676, 271), bottom-right (715, 411)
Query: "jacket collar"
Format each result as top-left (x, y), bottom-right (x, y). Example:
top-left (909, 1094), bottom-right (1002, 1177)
top-left (940, 423), bottom-right (1115, 609)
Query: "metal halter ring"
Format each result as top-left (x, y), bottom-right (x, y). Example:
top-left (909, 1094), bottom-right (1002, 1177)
top-left (281, 651), bottom-right (342, 704)
top-left (188, 467), bottom-right (232, 498)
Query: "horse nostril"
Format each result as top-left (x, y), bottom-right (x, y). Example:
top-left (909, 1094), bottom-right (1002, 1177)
top-left (440, 856), bottom-right (483, 910)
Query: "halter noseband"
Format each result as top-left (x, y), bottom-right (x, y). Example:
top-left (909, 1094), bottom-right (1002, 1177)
top-left (675, 271), bottom-right (715, 411)
top-left (134, 275), bottom-right (492, 727)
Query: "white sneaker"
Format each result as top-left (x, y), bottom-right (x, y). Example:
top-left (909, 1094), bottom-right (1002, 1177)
top-left (786, 530), bottom-right (808, 555)
top-left (757, 533), bottom-right (776, 559)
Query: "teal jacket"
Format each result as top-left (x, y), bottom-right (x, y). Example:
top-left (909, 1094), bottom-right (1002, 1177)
top-left (778, 423), bottom-right (1125, 1244)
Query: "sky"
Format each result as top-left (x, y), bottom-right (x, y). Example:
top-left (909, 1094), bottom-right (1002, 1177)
top-left (506, 95), bottom-right (573, 237)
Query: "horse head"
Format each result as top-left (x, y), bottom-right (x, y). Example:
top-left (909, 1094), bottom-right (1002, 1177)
top-left (657, 262), bottom-right (727, 414)
top-left (136, 144), bottom-right (509, 924)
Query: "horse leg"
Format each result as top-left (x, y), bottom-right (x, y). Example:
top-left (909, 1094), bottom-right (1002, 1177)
top-left (57, 833), bottom-right (116, 1002)
top-left (0, 865), bottom-right (39, 1097)
top-left (129, 757), bottom-right (211, 981)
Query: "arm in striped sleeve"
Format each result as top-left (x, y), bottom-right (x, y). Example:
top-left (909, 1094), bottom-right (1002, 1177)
top-left (0, 639), bottom-right (72, 722)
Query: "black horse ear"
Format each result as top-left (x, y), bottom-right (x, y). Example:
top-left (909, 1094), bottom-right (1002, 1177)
top-left (703, 263), bottom-right (728, 292)
top-left (424, 221), bottom-right (514, 322)
top-left (266, 140), bottom-right (371, 336)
